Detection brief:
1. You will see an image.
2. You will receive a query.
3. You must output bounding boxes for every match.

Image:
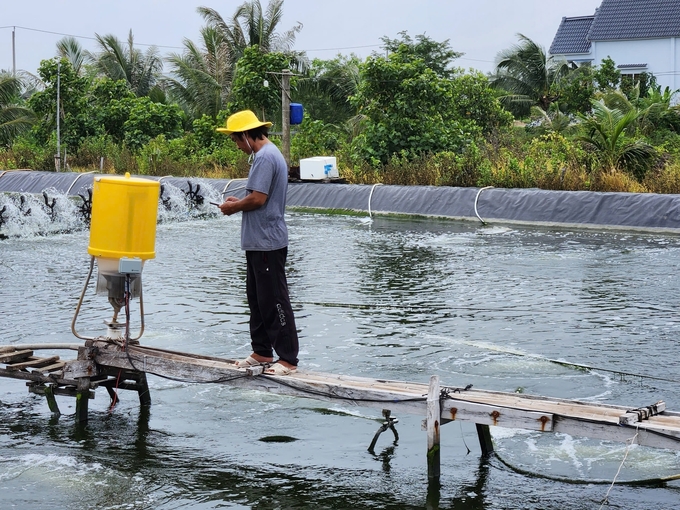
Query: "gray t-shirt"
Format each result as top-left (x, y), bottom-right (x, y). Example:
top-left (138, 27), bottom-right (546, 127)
top-left (241, 142), bottom-right (289, 251)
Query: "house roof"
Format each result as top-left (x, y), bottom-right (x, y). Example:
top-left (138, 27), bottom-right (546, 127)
top-left (550, 0), bottom-right (680, 56)
top-left (549, 16), bottom-right (594, 54)
top-left (588, 0), bottom-right (680, 41)
top-left (617, 63), bottom-right (647, 69)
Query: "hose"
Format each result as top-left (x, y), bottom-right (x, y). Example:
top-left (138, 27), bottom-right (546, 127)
top-left (368, 183), bottom-right (383, 218)
top-left (66, 171), bottom-right (95, 195)
top-left (474, 186), bottom-right (494, 225)
top-left (222, 178), bottom-right (248, 196)
top-left (71, 256), bottom-right (96, 340)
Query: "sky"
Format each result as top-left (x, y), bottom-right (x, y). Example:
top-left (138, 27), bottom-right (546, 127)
top-left (1, 0), bottom-right (604, 77)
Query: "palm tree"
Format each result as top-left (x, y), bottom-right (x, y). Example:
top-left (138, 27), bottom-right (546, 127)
top-left (0, 73), bottom-right (36, 146)
top-left (293, 55), bottom-right (361, 125)
top-left (56, 36), bottom-right (88, 76)
top-left (197, 0), bottom-right (304, 68)
top-left (577, 99), bottom-right (656, 178)
top-left (164, 26), bottom-right (232, 120)
top-left (529, 103), bottom-right (574, 135)
top-left (491, 34), bottom-right (570, 117)
top-left (91, 30), bottom-right (163, 97)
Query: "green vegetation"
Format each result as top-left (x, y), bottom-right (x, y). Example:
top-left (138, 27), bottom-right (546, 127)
top-left (1, 2), bottom-right (680, 194)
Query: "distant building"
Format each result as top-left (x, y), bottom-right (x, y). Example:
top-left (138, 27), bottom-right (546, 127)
top-left (549, 0), bottom-right (680, 92)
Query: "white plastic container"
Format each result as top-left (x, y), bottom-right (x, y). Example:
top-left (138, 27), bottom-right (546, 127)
top-left (299, 156), bottom-right (338, 180)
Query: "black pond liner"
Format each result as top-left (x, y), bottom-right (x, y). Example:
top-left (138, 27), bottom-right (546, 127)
top-left (2, 170), bottom-right (680, 233)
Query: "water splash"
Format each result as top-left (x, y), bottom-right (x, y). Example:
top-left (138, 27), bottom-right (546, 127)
top-left (1, 180), bottom-right (225, 238)
top-left (0, 189), bottom-right (85, 238)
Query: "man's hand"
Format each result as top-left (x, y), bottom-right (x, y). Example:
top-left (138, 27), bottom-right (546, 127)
top-left (219, 196), bottom-right (239, 216)
top-left (218, 192), bottom-right (267, 216)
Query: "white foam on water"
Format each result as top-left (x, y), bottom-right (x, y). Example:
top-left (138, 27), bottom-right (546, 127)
top-left (0, 452), bottom-right (105, 484)
top-left (493, 428), bottom-right (680, 482)
top-left (0, 190), bottom-right (85, 237)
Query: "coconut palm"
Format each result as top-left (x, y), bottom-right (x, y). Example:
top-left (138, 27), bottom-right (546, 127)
top-left (197, 0), bottom-right (304, 68)
top-left (577, 99), bottom-right (656, 178)
top-left (56, 36), bottom-right (88, 76)
top-left (529, 103), bottom-right (574, 135)
top-left (491, 34), bottom-right (571, 117)
top-left (293, 55), bottom-right (361, 125)
top-left (602, 84), bottom-right (680, 135)
top-left (90, 30), bottom-right (163, 97)
top-left (164, 26), bottom-right (232, 120)
top-left (0, 73), bottom-right (36, 146)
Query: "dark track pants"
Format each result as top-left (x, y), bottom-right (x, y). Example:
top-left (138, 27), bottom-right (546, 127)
top-left (245, 248), bottom-right (299, 366)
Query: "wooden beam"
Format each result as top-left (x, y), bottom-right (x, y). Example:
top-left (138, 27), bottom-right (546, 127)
top-left (442, 399), bottom-right (553, 432)
top-left (7, 340), bottom-right (679, 451)
top-left (43, 385), bottom-right (61, 415)
top-left (476, 423), bottom-right (494, 455)
top-left (6, 356), bottom-right (60, 371)
top-left (75, 377), bottom-right (91, 424)
top-left (426, 375), bottom-right (440, 481)
top-left (0, 349), bottom-right (33, 364)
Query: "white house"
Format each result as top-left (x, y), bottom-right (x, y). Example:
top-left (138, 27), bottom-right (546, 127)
top-left (549, 0), bottom-right (680, 93)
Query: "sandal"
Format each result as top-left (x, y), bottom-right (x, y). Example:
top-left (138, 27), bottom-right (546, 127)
top-left (264, 362), bottom-right (297, 376)
top-left (234, 355), bottom-right (272, 368)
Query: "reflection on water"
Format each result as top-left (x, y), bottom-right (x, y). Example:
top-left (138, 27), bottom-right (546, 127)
top-left (2, 212), bottom-right (680, 509)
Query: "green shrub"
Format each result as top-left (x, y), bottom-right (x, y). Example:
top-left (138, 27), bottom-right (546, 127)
top-left (6, 136), bottom-right (56, 170)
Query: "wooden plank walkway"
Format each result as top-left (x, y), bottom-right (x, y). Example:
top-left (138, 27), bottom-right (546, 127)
top-left (2, 341), bottom-right (680, 453)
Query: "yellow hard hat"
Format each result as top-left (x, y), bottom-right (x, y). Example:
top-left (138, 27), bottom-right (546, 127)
top-left (216, 110), bottom-right (272, 135)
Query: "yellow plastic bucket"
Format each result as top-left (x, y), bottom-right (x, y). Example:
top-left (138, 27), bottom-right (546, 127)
top-left (87, 173), bottom-right (160, 260)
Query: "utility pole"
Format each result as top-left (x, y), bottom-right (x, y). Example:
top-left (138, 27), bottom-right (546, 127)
top-left (281, 69), bottom-right (292, 169)
top-left (12, 27), bottom-right (16, 76)
top-left (55, 61), bottom-right (61, 172)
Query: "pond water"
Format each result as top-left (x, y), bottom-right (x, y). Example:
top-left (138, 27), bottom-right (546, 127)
top-left (2, 205), bottom-right (680, 509)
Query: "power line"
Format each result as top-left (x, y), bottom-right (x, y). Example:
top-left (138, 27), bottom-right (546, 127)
top-left (0, 25), bottom-right (184, 50)
top-left (2, 24), bottom-right (496, 64)
top-left (303, 43), bottom-right (381, 52)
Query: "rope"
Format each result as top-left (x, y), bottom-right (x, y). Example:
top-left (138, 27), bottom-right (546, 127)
top-left (599, 427), bottom-right (639, 508)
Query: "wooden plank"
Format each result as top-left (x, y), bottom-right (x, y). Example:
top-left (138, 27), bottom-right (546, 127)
top-left (37, 361), bottom-right (66, 374)
top-left (619, 401), bottom-right (666, 425)
top-left (6, 356), bottom-right (60, 371)
top-left (92, 344), bottom-right (430, 415)
top-left (2, 365), bottom-right (80, 387)
top-left (442, 399), bottom-right (553, 432)
top-left (62, 360), bottom-right (98, 379)
top-left (446, 391), bottom-right (626, 423)
top-left (83, 340), bottom-right (680, 451)
top-left (0, 349), bottom-right (33, 364)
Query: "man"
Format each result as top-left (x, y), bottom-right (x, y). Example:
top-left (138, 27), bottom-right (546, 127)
top-left (216, 110), bottom-right (299, 376)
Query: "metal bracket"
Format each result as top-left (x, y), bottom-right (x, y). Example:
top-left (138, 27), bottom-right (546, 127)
top-left (619, 400), bottom-right (666, 425)
top-left (368, 409), bottom-right (399, 453)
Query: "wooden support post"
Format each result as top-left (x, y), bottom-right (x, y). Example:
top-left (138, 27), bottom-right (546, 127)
top-left (137, 371), bottom-right (151, 407)
top-left (74, 377), bottom-right (90, 424)
top-left (426, 375), bottom-right (441, 482)
top-left (476, 423), bottom-right (494, 455)
top-left (43, 385), bottom-right (61, 416)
